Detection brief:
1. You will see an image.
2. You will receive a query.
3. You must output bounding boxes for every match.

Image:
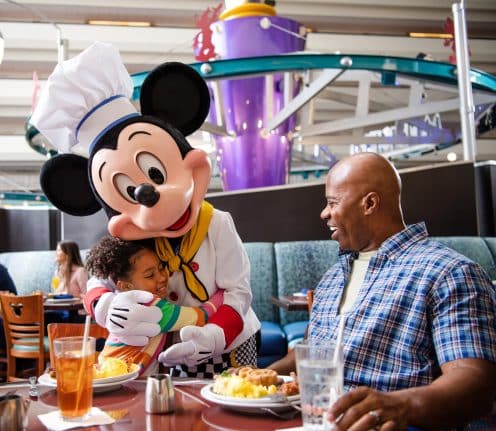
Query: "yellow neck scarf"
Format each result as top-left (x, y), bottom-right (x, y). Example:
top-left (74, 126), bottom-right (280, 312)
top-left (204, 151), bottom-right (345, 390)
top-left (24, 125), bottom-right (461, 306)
top-left (155, 201), bottom-right (214, 302)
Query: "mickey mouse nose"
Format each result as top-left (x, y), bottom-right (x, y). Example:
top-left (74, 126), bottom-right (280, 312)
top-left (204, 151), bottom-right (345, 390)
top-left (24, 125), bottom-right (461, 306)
top-left (134, 183), bottom-right (160, 207)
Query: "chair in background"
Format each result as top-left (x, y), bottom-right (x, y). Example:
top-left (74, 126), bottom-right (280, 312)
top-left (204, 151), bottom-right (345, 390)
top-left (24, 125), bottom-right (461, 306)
top-left (47, 322), bottom-right (109, 367)
top-left (0, 344), bottom-right (7, 382)
top-left (0, 293), bottom-right (49, 381)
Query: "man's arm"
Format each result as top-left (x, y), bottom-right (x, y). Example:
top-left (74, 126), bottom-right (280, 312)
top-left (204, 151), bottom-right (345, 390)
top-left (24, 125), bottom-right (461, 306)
top-left (328, 357), bottom-right (496, 431)
top-left (268, 349), bottom-right (296, 375)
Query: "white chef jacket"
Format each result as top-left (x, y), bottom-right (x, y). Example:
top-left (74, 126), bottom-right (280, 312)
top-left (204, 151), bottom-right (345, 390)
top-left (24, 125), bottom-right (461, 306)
top-left (166, 208), bottom-right (261, 351)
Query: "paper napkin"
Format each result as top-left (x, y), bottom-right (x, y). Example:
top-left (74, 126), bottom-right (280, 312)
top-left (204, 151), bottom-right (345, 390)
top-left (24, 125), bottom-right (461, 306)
top-left (38, 407), bottom-right (115, 431)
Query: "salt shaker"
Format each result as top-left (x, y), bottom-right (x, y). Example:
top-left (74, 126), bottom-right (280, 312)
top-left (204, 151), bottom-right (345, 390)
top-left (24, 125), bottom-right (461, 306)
top-left (28, 376), bottom-right (39, 400)
top-left (145, 374), bottom-right (175, 414)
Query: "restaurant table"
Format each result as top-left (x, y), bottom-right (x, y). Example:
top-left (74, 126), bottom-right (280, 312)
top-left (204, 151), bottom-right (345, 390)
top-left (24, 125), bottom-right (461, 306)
top-left (271, 295), bottom-right (309, 311)
top-left (43, 298), bottom-right (85, 312)
top-left (0, 379), bottom-right (303, 431)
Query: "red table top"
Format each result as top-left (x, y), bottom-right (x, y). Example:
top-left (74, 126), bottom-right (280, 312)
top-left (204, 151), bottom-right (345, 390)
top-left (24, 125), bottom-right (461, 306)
top-left (0, 379), bottom-right (303, 431)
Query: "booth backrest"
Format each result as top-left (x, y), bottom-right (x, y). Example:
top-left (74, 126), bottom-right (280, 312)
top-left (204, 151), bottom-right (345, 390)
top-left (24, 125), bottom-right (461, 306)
top-left (0, 250), bottom-right (56, 296)
top-left (244, 243), bottom-right (279, 324)
top-left (0, 237), bottom-right (495, 326)
top-left (273, 240), bottom-right (339, 325)
top-left (250, 236), bottom-right (496, 326)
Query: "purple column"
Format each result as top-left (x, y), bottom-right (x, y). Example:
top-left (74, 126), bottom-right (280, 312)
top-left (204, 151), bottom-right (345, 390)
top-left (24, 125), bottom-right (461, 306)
top-left (211, 15), bottom-right (305, 190)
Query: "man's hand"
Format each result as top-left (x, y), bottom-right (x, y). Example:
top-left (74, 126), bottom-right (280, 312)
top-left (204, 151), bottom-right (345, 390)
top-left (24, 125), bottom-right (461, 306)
top-left (328, 387), bottom-right (410, 431)
top-left (97, 290), bottom-right (162, 346)
top-left (328, 358), bottom-right (496, 430)
top-left (158, 324), bottom-right (226, 367)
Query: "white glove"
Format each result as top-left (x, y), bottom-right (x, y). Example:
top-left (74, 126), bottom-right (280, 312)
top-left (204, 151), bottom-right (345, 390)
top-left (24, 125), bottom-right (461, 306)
top-left (101, 290), bottom-right (162, 346)
top-left (94, 291), bottom-right (116, 328)
top-left (158, 324), bottom-right (226, 367)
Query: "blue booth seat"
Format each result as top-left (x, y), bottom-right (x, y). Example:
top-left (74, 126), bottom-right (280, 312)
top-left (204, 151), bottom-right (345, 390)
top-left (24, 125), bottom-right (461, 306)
top-left (257, 321), bottom-right (288, 368)
top-left (283, 320), bottom-right (308, 349)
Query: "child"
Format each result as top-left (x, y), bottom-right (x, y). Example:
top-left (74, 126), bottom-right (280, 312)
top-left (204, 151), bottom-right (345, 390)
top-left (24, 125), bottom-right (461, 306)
top-left (85, 236), bottom-right (223, 376)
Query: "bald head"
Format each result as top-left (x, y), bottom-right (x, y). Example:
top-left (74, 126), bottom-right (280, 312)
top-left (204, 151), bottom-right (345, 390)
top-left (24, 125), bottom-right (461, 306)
top-left (329, 152), bottom-right (402, 210)
top-left (321, 152), bottom-right (405, 251)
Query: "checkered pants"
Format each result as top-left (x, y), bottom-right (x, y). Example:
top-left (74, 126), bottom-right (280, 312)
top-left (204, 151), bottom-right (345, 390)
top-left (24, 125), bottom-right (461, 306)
top-left (170, 333), bottom-right (257, 378)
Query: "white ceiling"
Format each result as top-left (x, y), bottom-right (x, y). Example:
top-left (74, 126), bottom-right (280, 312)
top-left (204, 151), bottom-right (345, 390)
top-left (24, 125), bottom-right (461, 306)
top-left (1, 0), bottom-right (496, 192)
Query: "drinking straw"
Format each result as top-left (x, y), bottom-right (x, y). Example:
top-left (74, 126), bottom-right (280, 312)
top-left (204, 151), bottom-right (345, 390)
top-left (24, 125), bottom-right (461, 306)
top-left (333, 314), bottom-right (346, 365)
top-left (74, 314), bottom-right (92, 415)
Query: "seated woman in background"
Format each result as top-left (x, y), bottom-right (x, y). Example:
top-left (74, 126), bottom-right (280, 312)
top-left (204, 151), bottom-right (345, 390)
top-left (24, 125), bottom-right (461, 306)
top-left (52, 240), bottom-right (88, 298)
top-left (85, 236), bottom-right (224, 376)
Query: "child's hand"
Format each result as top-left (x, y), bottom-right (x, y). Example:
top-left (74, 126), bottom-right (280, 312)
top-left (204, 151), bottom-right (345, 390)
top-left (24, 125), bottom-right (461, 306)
top-left (101, 290), bottom-right (162, 345)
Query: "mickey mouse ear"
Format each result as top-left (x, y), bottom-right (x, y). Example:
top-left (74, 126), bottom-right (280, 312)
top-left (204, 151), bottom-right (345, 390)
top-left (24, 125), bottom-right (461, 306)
top-left (140, 62), bottom-right (210, 137)
top-left (40, 154), bottom-right (102, 216)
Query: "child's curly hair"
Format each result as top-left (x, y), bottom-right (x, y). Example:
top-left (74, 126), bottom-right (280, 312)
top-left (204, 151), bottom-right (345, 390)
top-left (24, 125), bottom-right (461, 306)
top-left (85, 236), bottom-right (152, 283)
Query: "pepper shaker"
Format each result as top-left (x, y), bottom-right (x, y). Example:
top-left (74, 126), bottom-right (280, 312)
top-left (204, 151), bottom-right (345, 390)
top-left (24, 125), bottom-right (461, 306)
top-left (145, 374), bottom-right (175, 414)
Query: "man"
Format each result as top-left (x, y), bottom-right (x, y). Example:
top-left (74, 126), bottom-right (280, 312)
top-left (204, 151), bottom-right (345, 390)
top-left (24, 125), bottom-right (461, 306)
top-left (270, 153), bottom-right (496, 430)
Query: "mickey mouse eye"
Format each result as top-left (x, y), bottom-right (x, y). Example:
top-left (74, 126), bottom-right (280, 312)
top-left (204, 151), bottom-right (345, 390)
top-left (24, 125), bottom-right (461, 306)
top-left (113, 174), bottom-right (138, 204)
top-left (136, 152), bottom-right (166, 185)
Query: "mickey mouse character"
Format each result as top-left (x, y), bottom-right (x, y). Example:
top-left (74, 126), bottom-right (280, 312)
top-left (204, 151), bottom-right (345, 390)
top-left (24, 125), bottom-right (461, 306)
top-left (31, 42), bottom-right (260, 377)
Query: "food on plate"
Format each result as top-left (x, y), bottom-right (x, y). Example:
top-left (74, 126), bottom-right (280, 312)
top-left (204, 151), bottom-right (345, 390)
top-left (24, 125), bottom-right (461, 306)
top-left (278, 379), bottom-right (299, 396)
top-left (212, 367), bottom-right (299, 399)
top-left (50, 357), bottom-right (136, 381)
top-left (93, 357), bottom-right (130, 379)
top-left (213, 374), bottom-right (278, 398)
top-left (238, 366), bottom-right (278, 386)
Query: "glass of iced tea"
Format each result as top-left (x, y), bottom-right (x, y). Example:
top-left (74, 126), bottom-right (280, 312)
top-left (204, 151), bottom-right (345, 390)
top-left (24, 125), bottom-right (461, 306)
top-left (53, 336), bottom-right (95, 421)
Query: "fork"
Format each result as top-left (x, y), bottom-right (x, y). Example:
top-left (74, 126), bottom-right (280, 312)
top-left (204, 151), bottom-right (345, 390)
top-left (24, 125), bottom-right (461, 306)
top-left (266, 393), bottom-right (302, 411)
top-left (260, 407), bottom-right (300, 420)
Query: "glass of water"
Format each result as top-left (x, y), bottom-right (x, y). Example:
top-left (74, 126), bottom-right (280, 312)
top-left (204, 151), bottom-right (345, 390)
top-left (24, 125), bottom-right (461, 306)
top-left (295, 339), bottom-right (343, 431)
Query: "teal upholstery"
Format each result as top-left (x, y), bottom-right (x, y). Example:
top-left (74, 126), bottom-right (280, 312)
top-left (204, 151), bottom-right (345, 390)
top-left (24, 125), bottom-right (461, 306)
top-left (244, 243), bottom-right (279, 324)
top-left (274, 240), bottom-right (339, 325)
top-left (12, 336), bottom-right (49, 352)
top-left (1, 236), bottom-right (494, 367)
top-left (0, 250), bottom-right (56, 296)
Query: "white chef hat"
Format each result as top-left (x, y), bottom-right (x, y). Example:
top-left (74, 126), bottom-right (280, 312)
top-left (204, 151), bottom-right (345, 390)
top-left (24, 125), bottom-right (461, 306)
top-left (30, 41), bottom-right (139, 156)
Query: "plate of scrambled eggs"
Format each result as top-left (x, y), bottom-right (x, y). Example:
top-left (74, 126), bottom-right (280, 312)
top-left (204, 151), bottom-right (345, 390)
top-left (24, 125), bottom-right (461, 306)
top-left (39, 358), bottom-right (140, 393)
top-left (92, 358), bottom-right (140, 384)
top-left (200, 372), bottom-right (299, 414)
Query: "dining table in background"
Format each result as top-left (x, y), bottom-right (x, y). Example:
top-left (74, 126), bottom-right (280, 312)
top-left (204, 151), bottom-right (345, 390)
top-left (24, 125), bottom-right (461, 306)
top-left (0, 379), bottom-right (303, 430)
top-left (42, 297), bottom-right (85, 312)
top-left (43, 296), bottom-right (87, 325)
top-left (271, 294), bottom-right (309, 312)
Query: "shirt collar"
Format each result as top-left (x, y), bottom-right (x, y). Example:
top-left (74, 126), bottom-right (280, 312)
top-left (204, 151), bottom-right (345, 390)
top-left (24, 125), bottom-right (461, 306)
top-left (337, 222), bottom-right (429, 262)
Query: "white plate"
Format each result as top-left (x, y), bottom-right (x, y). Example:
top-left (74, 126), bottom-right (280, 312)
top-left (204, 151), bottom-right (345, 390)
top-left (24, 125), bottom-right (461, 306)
top-left (200, 376), bottom-right (299, 414)
top-left (91, 363), bottom-right (140, 384)
top-left (38, 365), bottom-right (140, 393)
top-left (44, 298), bottom-right (80, 304)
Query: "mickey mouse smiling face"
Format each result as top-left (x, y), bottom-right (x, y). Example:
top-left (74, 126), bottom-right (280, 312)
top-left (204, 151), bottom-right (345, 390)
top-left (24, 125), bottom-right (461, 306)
top-left (35, 46), bottom-right (212, 241)
top-left (89, 117), bottom-right (211, 240)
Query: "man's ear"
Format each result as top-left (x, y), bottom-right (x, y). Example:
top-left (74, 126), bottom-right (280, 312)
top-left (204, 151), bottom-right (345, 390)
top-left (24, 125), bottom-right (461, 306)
top-left (40, 154), bottom-right (102, 216)
top-left (140, 62), bottom-right (210, 137)
top-left (363, 192), bottom-right (379, 215)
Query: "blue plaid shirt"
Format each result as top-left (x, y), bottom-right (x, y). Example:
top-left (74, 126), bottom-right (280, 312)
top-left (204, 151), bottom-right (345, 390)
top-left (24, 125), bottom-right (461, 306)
top-left (310, 222), bottom-right (496, 392)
